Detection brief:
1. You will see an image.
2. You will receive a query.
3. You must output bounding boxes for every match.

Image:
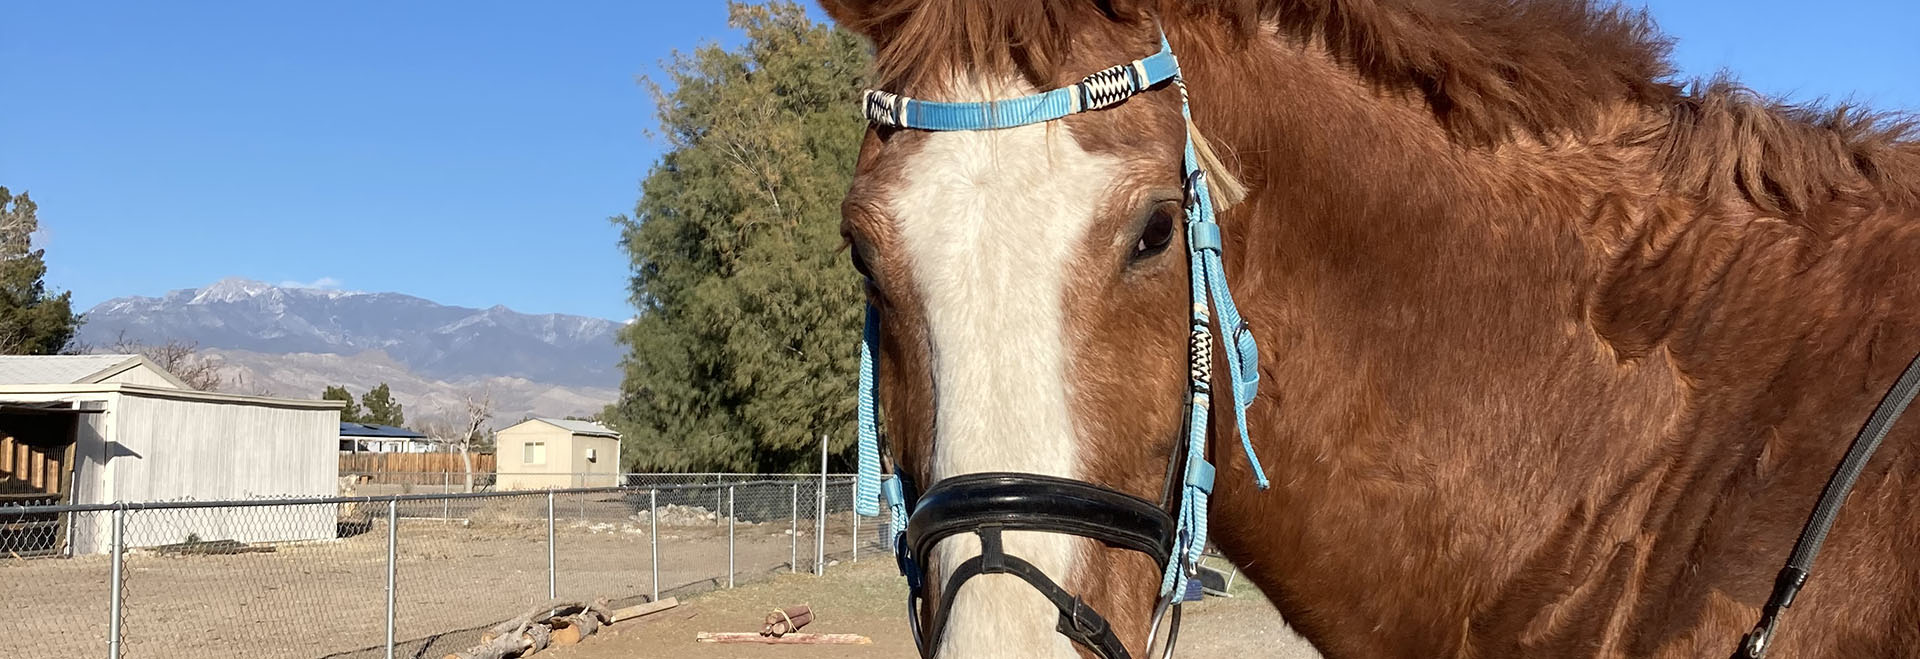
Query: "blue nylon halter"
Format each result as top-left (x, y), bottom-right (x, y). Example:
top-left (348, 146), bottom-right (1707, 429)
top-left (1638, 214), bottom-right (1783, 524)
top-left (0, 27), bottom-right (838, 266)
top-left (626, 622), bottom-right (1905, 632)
top-left (852, 35), bottom-right (1269, 601)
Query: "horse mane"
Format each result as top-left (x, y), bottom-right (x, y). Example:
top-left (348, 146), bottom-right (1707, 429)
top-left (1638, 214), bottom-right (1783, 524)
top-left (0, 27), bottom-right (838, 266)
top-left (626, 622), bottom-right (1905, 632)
top-left (1641, 82), bottom-right (1919, 215)
top-left (825, 0), bottom-right (1920, 215)
top-left (1199, 0), bottom-right (1920, 214)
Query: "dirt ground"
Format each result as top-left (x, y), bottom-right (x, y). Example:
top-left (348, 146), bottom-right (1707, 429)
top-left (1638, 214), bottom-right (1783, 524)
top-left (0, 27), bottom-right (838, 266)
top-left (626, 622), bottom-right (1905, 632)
top-left (4, 497), bottom-right (869, 659)
top-left (5, 494), bottom-right (1319, 659)
top-left (540, 558), bottom-right (1322, 659)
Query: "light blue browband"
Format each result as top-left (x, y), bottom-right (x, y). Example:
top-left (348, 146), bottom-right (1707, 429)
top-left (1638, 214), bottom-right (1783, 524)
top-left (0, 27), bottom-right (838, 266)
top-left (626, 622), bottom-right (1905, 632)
top-left (862, 46), bottom-right (1182, 130)
top-left (853, 35), bottom-right (1269, 602)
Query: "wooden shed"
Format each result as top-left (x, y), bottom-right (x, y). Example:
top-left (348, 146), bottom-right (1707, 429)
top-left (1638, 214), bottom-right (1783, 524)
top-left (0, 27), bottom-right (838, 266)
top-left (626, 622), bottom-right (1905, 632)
top-left (0, 355), bottom-right (343, 554)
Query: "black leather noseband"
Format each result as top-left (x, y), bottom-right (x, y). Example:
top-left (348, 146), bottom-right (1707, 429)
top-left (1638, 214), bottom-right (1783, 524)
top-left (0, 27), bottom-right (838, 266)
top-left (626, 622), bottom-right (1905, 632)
top-left (902, 473), bottom-right (1175, 659)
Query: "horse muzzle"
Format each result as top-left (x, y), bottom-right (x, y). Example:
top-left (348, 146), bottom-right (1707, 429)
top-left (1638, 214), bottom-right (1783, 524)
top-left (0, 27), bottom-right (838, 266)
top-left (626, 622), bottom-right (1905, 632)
top-left (901, 472), bottom-right (1176, 659)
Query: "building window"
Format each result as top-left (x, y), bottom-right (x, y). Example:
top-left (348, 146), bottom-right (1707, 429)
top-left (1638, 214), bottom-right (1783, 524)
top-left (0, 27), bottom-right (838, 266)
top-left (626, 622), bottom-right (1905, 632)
top-left (523, 442), bottom-right (546, 465)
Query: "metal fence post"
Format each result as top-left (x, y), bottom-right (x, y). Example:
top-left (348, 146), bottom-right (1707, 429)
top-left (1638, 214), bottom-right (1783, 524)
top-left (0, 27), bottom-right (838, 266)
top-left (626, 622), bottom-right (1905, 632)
top-left (790, 483), bottom-right (799, 574)
top-left (108, 507), bottom-right (125, 659)
top-left (385, 499), bottom-right (398, 659)
top-left (547, 491), bottom-right (557, 599)
top-left (441, 473), bottom-right (451, 519)
top-left (727, 485), bottom-right (736, 588)
top-left (649, 488), bottom-right (660, 602)
top-left (816, 437), bottom-right (827, 575)
top-left (853, 482), bottom-right (861, 562)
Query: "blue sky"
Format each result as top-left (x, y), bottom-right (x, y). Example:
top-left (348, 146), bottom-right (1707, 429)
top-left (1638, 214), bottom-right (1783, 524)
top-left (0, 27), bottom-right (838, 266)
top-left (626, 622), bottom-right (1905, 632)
top-left (4, 2), bottom-right (1915, 321)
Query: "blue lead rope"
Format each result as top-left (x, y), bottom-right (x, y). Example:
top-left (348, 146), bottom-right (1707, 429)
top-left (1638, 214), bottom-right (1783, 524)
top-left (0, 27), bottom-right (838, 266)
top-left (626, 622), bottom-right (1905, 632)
top-left (854, 305), bottom-right (882, 517)
top-left (851, 34), bottom-right (1267, 601)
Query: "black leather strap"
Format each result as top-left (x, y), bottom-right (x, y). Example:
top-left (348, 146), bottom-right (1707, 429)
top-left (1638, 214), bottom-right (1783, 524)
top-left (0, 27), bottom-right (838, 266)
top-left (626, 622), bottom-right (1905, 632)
top-left (922, 526), bottom-right (1133, 659)
top-left (901, 474), bottom-right (1174, 659)
top-left (906, 472), bottom-right (1176, 570)
top-left (1737, 350), bottom-right (1920, 658)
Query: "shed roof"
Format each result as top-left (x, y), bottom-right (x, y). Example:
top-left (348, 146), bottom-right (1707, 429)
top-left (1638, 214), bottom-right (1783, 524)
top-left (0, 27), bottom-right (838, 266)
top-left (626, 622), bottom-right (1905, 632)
top-left (0, 383), bottom-right (345, 410)
top-left (521, 417), bottom-right (620, 438)
top-left (339, 422), bottom-right (429, 439)
top-left (0, 354), bottom-right (192, 389)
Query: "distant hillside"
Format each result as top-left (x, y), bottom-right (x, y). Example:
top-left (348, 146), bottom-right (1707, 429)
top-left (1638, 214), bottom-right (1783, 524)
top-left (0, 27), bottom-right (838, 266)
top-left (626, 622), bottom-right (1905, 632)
top-left (81, 278), bottom-right (623, 388)
top-left (207, 349), bottom-right (614, 425)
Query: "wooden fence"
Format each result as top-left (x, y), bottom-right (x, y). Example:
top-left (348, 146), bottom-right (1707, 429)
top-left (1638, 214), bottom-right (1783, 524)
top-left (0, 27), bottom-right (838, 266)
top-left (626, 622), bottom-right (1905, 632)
top-left (339, 452), bottom-right (495, 476)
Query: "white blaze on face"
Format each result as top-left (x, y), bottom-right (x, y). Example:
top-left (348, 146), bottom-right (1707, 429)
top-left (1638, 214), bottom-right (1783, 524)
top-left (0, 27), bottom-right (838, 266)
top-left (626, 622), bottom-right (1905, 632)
top-left (888, 78), bottom-right (1124, 658)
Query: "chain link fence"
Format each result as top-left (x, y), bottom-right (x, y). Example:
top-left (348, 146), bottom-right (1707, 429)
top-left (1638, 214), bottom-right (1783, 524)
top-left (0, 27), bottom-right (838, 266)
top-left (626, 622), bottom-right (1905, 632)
top-left (0, 476), bottom-right (894, 659)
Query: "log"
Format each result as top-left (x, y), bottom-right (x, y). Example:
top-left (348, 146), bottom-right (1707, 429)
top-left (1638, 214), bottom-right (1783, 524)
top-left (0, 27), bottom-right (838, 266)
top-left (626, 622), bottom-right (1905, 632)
top-left (487, 600), bottom-right (587, 636)
top-left (761, 605), bottom-right (813, 637)
top-left (608, 597), bottom-right (679, 623)
top-left (550, 620), bottom-right (581, 647)
top-left (697, 632), bottom-right (871, 645)
top-left (585, 598), bottom-right (614, 624)
top-left (443, 630), bottom-right (530, 659)
top-left (454, 597), bottom-right (629, 658)
top-left (525, 624), bottom-right (551, 655)
top-left (550, 613), bottom-right (601, 645)
top-left (465, 599), bottom-right (595, 656)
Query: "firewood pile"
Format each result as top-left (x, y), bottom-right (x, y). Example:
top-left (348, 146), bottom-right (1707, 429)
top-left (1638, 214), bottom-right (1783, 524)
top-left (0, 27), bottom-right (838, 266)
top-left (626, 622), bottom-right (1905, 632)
top-left (761, 605), bottom-right (813, 637)
top-left (444, 597), bottom-right (678, 659)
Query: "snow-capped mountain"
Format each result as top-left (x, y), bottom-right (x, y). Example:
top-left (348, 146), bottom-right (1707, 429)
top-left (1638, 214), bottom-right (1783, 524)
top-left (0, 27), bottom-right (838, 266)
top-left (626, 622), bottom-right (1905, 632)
top-left (81, 278), bottom-right (623, 388)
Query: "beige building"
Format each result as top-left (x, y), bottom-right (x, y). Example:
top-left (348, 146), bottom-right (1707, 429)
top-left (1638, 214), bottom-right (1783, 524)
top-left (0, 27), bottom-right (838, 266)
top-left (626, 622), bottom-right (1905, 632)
top-left (494, 418), bottom-right (621, 490)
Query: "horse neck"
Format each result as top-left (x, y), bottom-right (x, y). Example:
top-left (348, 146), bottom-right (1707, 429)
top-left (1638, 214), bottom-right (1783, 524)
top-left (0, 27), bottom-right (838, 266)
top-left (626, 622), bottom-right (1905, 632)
top-left (1179, 26), bottom-right (1689, 651)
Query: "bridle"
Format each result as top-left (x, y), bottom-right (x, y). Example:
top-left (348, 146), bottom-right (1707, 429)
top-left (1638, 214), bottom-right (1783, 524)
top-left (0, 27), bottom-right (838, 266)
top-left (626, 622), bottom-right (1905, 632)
top-left (837, 22), bottom-right (1920, 659)
top-left (848, 33), bottom-right (1271, 659)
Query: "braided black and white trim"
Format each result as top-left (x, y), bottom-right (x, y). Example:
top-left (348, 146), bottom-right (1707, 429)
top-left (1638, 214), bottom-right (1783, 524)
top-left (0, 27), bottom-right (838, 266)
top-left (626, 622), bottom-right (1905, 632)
top-left (1076, 60), bottom-right (1149, 111)
top-left (1188, 324), bottom-right (1214, 393)
top-left (863, 89), bottom-right (906, 126)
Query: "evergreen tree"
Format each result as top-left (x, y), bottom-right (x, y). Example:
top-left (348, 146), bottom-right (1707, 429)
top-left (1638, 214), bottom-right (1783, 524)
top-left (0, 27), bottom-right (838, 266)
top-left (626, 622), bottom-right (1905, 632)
top-left (0, 187), bottom-right (79, 355)
top-left (360, 383), bottom-right (405, 427)
top-left (605, 1), bottom-right (868, 473)
top-left (323, 385), bottom-right (366, 423)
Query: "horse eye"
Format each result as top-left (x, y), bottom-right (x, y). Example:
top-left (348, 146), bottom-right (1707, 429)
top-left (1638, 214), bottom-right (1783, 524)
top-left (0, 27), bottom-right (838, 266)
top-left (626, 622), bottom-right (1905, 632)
top-left (850, 246), bottom-right (876, 281)
top-left (1132, 202), bottom-right (1179, 260)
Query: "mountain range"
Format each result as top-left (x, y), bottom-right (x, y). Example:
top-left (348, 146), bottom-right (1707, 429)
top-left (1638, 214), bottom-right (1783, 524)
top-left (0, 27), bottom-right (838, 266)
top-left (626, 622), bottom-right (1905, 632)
top-left (78, 279), bottom-right (625, 423)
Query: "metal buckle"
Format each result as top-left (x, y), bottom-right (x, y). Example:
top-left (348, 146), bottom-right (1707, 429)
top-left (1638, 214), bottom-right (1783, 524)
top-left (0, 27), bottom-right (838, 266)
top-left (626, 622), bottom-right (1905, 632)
top-left (1183, 170), bottom-right (1206, 208)
top-left (1066, 596), bottom-right (1107, 635)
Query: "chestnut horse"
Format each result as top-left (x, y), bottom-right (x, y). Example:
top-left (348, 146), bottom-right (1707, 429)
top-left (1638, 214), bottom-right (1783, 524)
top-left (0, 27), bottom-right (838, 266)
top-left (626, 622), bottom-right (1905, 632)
top-left (825, 0), bottom-right (1920, 657)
